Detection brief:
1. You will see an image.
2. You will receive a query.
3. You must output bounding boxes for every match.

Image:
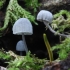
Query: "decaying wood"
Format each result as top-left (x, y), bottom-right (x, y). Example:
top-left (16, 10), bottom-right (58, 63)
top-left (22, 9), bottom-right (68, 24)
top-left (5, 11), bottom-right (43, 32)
top-left (0, 66), bottom-right (7, 70)
top-left (43, 0), bottom-right (70, 7)
top-left (40, 0), bottom-right (70, 11)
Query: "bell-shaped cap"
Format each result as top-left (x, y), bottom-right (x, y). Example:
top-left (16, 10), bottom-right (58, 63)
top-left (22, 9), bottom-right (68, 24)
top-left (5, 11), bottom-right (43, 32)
top-left (37, 10), bottom-right (53, 23)
top-left (16, 40), bottom-right (26, 51)
top-left (12, 18), bottom-right (33, 35)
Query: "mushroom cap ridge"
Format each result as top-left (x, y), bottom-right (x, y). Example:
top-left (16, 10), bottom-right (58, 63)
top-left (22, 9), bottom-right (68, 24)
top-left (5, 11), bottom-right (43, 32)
top-left (12, 18), bottom-right (33, 35)
top-left (37, 10), bottom-right (53, 23)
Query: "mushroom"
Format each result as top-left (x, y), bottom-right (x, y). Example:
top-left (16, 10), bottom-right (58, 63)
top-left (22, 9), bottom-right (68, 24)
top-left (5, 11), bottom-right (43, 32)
top-left (37, 10), bottom-right (70, 37)
top-left (12, 18), bottom-right (33, 54)
top-left (16, 40), bottom-right (27, 56)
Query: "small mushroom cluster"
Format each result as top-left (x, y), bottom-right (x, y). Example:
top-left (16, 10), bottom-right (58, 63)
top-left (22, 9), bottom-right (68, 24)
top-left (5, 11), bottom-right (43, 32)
top-left (12, 10), bottom-right (70, 56)
top-left (12, 18), bottom-right (33, 55)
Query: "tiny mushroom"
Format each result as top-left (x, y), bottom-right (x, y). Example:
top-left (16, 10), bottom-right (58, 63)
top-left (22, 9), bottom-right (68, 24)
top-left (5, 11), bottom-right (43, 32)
top-left (12, 18), bottom-right (33, 54)
top-left (37, 10), bottom-right (70, 37)
top-left (16, 40), bottom-right (27, 56)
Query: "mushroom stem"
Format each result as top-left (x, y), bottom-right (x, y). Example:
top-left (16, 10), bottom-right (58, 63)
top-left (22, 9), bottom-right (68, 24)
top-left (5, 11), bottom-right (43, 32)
top-left (44, 21), bottom-right (70, 37)
top-left (22, 34), bottom-right (28, 53)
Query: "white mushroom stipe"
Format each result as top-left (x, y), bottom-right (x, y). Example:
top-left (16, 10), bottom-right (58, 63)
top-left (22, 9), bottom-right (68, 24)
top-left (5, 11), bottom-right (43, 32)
top-left (44, 21), bottom-right (70, 37)
top-left (22, 33), bottom-right (28, 53)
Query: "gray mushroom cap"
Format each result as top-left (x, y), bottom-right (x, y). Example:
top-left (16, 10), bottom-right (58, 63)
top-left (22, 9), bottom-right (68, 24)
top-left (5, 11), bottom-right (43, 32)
top-left (16, 40), bottom-right (26, 51)
top-left (37, 10), bottom-right (70, 37)
top-left (37, 10), bottom-right (53, 23)
top-left (12, 18), bottom-right (33, 35)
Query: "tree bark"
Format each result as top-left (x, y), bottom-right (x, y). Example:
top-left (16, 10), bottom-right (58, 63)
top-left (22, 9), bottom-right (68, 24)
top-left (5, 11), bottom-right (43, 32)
top-left (40, 0), bottom-right (70, 12)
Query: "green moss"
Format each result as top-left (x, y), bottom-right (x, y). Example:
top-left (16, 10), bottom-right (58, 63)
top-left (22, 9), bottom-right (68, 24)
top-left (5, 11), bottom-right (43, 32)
top-left (52, 10), bottom-right (70, 33)
top-left (0, 50), bottom-right (46, 70)
top-left (52, 38), bottom-right (70, 60)
top-left (0, 0), bottom-right (38, 37)
top-left (0, 0), bottom-right (6, 9)
top-left (24, 0), bottom-right (40, 15)
top-left (0, 49), bottom-right (12, 60)
top-left (7, 51), bottom-right (45, 70)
